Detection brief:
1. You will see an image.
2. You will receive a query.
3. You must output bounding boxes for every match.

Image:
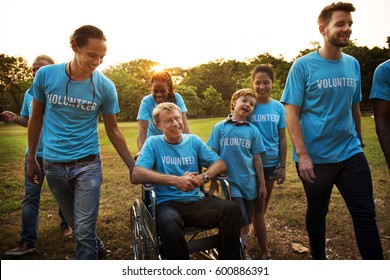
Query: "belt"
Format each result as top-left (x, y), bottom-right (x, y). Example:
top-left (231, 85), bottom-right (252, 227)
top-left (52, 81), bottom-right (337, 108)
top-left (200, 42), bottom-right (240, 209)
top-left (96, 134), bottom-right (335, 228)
top-left (55, 154), bottom-right (97, 166)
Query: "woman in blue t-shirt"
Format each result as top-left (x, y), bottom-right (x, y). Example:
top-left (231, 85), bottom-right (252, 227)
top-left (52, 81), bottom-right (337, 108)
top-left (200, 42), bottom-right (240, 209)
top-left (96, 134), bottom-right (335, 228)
top-left (136, 71), bottom-right (190, 153)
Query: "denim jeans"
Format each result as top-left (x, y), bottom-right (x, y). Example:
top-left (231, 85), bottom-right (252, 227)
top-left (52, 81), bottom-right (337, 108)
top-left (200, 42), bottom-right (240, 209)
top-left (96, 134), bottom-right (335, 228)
top-left (43, 155), bottom-right (104, 260)
top-left (156, 196), bottom-right (241, 260)
top-left (21, 157), bottom-right (67, 246)
top-left (296, 153), bottom-right (384, 260)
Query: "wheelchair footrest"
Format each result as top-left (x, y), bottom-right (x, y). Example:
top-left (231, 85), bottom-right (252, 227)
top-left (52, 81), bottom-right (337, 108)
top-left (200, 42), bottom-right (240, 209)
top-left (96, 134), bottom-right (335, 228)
top-left (187, 235), bottom-right (219, 254)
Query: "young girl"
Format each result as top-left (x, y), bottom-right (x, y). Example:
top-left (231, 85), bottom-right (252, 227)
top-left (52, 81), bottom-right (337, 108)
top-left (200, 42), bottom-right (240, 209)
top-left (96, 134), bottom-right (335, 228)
top-left (249, 64), bottom-right (287, 260)
top-left (136, 71), bottom-right (190, 152)
top-left (207, 89), bottom-right (267, 258)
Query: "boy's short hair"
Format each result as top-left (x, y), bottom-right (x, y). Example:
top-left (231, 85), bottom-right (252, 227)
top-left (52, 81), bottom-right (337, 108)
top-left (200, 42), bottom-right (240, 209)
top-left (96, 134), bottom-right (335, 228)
top-left (230, 88), bottom-right (256, 112)
top-left (152, 102), bottom-right (181, 122)
top-left (318, 2), bottom-right (355, 26)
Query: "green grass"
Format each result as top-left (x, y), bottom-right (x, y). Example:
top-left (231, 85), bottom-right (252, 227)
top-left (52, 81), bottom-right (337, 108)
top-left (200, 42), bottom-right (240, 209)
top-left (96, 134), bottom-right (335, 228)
top-left (0, 116), bottom-right (388, 260)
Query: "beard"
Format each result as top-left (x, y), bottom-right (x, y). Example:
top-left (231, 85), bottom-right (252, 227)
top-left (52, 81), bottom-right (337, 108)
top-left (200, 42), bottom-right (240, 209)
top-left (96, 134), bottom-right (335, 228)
top-left (327, 33), bottom-right (350, 48)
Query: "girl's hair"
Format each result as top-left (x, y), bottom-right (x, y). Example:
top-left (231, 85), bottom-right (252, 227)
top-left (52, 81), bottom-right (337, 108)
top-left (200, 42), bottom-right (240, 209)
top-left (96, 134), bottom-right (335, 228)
top-left (318, 2), bottom-right (355, 26)
top-left (151, 71), bottom-right (176, 103)
top-left (230, 88), bottom-right (256, 112)
top-left (70, 25), bottom-right (106, 48)
top-left (251, 64), bottom-right (274, 83)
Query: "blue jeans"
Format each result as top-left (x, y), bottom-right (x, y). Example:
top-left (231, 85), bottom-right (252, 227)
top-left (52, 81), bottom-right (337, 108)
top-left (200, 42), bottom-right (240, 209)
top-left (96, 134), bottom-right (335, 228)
top-left (296, 153), bottom-right (383, 260)
top-left (43, 155), bottom-right (104, 260)
top-left (21, 157), bottom-right (67, 246)
top-left (157, 196), bottom-right (241, 260)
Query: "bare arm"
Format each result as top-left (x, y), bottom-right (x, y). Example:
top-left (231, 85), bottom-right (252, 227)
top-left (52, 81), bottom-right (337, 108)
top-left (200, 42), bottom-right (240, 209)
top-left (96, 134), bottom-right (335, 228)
top-left (284, 104), bottom-right (315, 183)
top-left (181, 112), bottom-right (191, 134)
top-left (0, 111), bottom-right (28, 127)
top-left (137, 120), bottom-right (148, 153)
top-left (27, 100), bottom-right (44, 184)
top-left (373, 99), bottom-right (390, 173)
top-left (253, 154), bottom-right (267, 200)
top-left (352, 102), bottom-right (364, 147)
top-left (276, 127), bottom-right (287, 185)
top-left (103, 114), bottom-right (135, 173)
top-left (131, 166), bottom-right (200, 192)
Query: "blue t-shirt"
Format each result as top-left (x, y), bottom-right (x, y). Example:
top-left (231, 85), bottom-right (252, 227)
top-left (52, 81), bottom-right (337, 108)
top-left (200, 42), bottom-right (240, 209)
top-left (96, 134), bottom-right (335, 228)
top-left (281, 51), bottom-right (363, 163)
top-left (249, 99), bottom-right (286, 167)
top-left (135, 134), bottom-right (220, 204)
top-left (206, 120), bottom-right (265, 200)
top-left (369, 59), bottom-right (390, 101)
top-left (20, 88), bottom-right (44, 157)
top-left (136, 93), bottom-right (187, 138)
top-left (31, 63), bottom-right (119, 162)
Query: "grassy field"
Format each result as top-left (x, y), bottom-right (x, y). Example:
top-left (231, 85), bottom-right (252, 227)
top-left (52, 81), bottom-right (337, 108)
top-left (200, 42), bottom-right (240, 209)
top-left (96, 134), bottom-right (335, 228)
top-left (0, 116), bottom-right (388, 260)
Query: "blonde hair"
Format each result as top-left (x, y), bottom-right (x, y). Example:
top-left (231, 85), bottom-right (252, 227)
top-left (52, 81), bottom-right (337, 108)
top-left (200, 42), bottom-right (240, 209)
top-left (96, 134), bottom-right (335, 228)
top-left (230, 88), bottom-right (256, 112)
top-left (152, 102), bottom-right (182, 122)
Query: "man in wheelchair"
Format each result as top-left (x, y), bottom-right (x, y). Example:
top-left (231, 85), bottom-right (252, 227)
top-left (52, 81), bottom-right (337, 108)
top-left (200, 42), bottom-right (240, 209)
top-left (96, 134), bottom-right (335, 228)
top-left (131, 102), bottom-right (242, 260)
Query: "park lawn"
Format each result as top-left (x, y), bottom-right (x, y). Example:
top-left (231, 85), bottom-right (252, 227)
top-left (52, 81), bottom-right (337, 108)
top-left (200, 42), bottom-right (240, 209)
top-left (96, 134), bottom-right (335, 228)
top-left (0, 116), bottom-right (388, 260)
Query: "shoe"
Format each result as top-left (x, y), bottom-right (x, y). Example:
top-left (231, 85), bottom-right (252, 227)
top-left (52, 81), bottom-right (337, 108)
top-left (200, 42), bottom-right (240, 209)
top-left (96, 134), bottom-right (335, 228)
top-left (5, 241), bottom-right (36, 256)
top-left (98, 248), bottom-right (106, 260)
top-left (62, 226), bottom-right (73, 238)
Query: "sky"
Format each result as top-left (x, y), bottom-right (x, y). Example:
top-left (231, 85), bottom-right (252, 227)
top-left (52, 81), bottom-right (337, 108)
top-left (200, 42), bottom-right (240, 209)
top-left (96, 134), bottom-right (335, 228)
top-left (0, 0), bottom-right (389, 70)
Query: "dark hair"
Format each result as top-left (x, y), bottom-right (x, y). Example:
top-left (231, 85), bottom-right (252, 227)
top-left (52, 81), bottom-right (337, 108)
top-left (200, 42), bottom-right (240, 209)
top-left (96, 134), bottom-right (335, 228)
top-left (251, 64), bottom-right (274, 83)
top-left (70, 25), bottom-right (106, 48)
top-left (318, 2), bottom-right (355, 26)
top-left (151, 71), bottom-right (176, 103)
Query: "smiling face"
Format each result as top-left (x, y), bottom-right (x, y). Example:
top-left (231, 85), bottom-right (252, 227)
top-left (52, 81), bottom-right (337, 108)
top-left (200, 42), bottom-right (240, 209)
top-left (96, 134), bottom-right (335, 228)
top-left (321, 10), bottom-right (353, 48)
top-left (156, 108), bottom-right (183, 143)
top-left (152, 80), bottom-right (169, 104)
top-left (232, 94), bottom-right (256, 121)
top-left (252, 71), bottom-right (273, 103)
top-left (73, 38), bottom-right (107, 77)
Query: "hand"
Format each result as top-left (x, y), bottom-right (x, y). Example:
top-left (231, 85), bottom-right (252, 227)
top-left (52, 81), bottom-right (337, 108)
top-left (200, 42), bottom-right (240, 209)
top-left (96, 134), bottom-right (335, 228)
top-left (258, 184), bottom-right (267, 200)
top-left (175, 172), bottom-right (199, 192)
top-left (276, 166), bottom-right (286, 185)
top-left (0, 111), bottom-right (18, 123)
top-left (27, 158), bottom-right (41, 184)
top-left (298, 155), bottom-right (316, 183)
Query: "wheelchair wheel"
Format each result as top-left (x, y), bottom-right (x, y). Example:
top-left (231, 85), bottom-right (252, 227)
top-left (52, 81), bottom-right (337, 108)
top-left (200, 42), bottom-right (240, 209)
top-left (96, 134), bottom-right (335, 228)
top-left (130, 199), bottom-right (148, 260)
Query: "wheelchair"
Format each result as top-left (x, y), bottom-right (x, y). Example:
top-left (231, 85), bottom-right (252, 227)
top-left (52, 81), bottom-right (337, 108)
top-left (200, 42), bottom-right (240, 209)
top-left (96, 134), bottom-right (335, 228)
top-left (129, 174), bottom-right (245, 260)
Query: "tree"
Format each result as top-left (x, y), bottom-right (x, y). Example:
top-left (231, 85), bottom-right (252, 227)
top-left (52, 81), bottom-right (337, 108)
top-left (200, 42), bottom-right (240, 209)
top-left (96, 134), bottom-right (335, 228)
top-left (175, 84), bottom-right (203, 117)
top-left (0, 54), bottom-right (31, 113)
top-left (201, 86), bottom-right (229, 117)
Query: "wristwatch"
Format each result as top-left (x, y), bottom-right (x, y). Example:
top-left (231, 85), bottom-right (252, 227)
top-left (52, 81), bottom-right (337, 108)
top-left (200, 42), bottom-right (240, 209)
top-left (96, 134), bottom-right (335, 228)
top-left (202, 173), bottom-right (210, 183)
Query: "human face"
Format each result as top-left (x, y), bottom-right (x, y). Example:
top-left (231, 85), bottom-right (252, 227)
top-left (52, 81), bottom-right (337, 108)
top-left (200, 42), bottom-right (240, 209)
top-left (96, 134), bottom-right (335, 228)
top-left (73, 38), bottom-right (107, 77)
top-left (32, 59), bottom-right (51, 78)
top-left (152, 80), bottom-right (169, 104)
top-left (323, 11), bottom-right (353, 48)
top-left (252, 71), bottom-right (273, 103)
top-left (156, 109), bottom-right (183, 144)
top-left (232, 95), bottom-right (256, 121)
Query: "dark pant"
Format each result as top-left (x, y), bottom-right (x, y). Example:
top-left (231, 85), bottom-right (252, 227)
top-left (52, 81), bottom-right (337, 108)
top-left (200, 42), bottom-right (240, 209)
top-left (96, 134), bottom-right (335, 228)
top-left (156, 196), bottom-right (241, 260)
top-left (296, 153), bottom-right (383, 260)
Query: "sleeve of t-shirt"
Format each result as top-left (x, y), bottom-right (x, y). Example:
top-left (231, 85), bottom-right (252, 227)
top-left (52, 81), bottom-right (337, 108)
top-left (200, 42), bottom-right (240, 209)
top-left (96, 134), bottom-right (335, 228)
top-left (175, 93), bottom-right (188, 113)
top-left (352, 60), bottom-right (362, 104)
top-left (250, 126), bottom-right (266, 155)
top-left (135, 137), bottom-right (155, 169)
top-left (100, 79), bottom-right (120, 115)
top-left (206, 124), bottom-right (221, 152)
top-left (31, 70), bottom-right (46, 103)
top-left (137, 95), bottom-right (152, 121)
top-left (20, 90), bottom-right (31, 118)
top-left (277, 102), bottom-right (286, 129)
top-left (196, 135), bottom-right (220, 168)
top-left (280, 60), bottom-right (306, 107)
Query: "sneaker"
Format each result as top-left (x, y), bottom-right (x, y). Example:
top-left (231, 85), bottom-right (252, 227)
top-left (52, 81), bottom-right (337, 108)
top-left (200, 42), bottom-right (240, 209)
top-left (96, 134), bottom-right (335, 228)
top-left (62, 226), bottom-right (73, 238)
top-left (5, 241), bottom-right (36, 256)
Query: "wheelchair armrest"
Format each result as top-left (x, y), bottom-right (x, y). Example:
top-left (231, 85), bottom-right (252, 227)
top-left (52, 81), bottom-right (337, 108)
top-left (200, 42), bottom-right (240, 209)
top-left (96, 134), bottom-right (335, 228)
top-left (213, 174), bottom-right (232, 200)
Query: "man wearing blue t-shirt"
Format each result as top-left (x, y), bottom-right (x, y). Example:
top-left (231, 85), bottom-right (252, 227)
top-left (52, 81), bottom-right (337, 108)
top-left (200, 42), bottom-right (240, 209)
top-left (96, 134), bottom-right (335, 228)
top-left (369, 59), bottom-right (390, 175)
top-left (281, 2), bottom-right (383, 259)
top-left (27, 26), bottom-right (135, 260)
top-left (132, 102), bottom-right (241, 260)
top-left (2, 55), bottom-right (72, 257)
